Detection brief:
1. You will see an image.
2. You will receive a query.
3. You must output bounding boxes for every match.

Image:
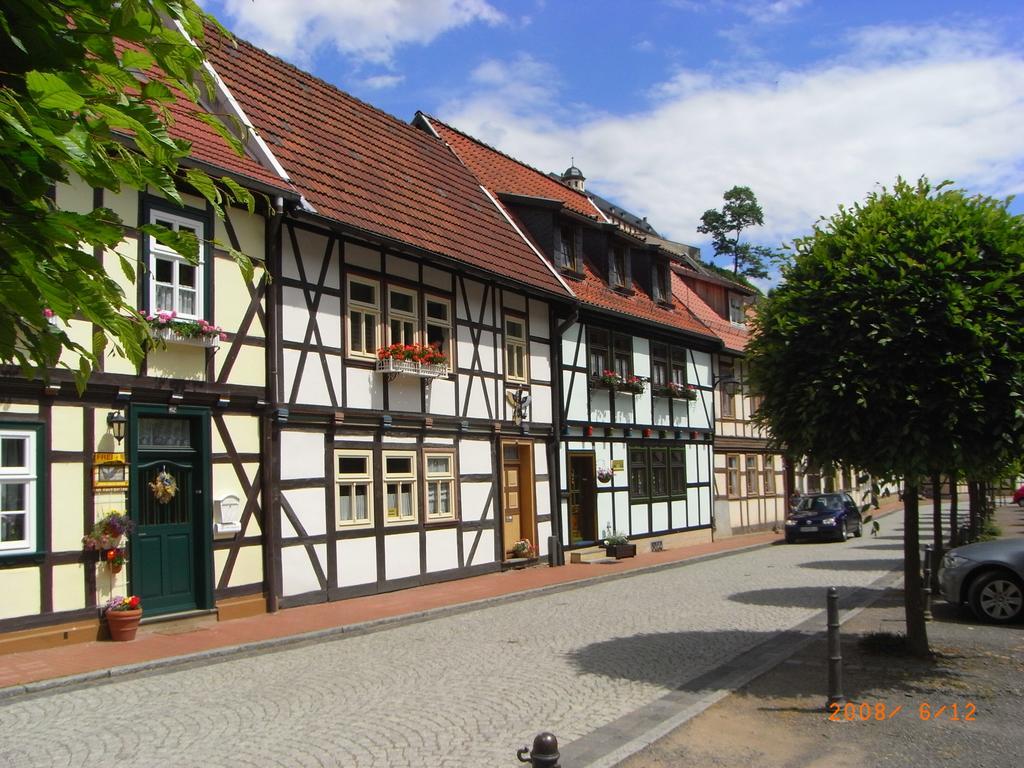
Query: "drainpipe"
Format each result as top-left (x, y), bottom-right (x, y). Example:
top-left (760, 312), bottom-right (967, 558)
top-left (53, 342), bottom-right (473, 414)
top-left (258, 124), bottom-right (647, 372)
top-left (549, 305), bottom-right (578, 565)
top-left (262, 195), bottom-right (284, 613)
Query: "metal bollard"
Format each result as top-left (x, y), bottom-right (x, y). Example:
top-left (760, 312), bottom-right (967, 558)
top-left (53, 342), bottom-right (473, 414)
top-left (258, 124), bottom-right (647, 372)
top-left (826, 586), bottom-right (845, 709)
top-left (922, 545), bottom-right (933, 622)
top-left (517, 732), bottom-right (560, 767)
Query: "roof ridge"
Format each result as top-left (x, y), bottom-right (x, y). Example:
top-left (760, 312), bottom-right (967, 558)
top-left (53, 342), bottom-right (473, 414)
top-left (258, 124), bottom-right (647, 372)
top-left (422, 112), bottom-right (597, 211)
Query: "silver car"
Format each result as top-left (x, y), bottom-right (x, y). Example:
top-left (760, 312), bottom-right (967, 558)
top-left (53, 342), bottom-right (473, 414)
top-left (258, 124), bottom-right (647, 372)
top-left (939, 539), bottom-right (1024, 623)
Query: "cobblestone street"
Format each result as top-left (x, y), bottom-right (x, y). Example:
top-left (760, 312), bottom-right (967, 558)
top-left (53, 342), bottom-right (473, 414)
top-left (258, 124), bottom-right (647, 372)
top-left (0, 524), bottom-right (914, 767)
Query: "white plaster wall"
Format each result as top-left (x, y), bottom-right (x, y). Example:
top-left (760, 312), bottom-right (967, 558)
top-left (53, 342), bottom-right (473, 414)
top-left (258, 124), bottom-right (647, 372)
top-left (561, 322), bottom-right (582, 365)
top-left (281, 543), bottom-right (325, 596)
top-left (460, 482), bottom-right (493, 522)
top-left (386, 254), bottom-right (418, 281)
top-left (565, 370), bottom-right (589, 422)
top-left (672, 499), bottom-right (689, 530)
top-left (529, 340), bottom-right (551, 382)
top-left (458, 279), bottom-right (485, 321)
top-left (613, 490), bottom-right (630, 532)
top-left (630, 505), bottom-right (649, 536)
top-left (530, 384), bottom-right (552, 425)
top-left (280, 430), bottom-right (325, 480)
top-left (458, 439), bottom-right (492, 474)
top-left (345, 367), bottom-right (384, 410)
top-left (384, 533), bottom-right (420, 580)
top-left (597, 491), bottom-right (614, 540)
top-left (652, 501), bottom-right (670, 532)
top-left (425, 528), bottom-right (459, 573)
top-left (464, 529), bottom-right (495, 566)
top-left (282, 487), bottom-right (327, 537)
top-left (537, 520), bottom-right (552, 555)
top-left (529, 299), bottom-right (549, 339)
top-left (613, 392), bottom-right (633, 423)
top-left (426, 377), bottom-right (457, 416)
top-left (345, 242), bottom-right (381, 272)
top-left (503, 291), bottom-right (526, 312)
top-left (388, 377), bottom-right (421, 413)
top-left (422, 264), bottom-right (450, 290)
top-left (338, 537), bottom-right (377, 587)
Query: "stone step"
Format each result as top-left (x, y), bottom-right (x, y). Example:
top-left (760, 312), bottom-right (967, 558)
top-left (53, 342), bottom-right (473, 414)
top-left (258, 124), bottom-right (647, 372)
top-left (569, 546), bottom-right (617, 565)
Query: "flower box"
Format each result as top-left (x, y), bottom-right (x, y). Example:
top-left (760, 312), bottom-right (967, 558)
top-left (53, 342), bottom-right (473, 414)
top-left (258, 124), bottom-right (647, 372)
top-left (653, 384), bottom-right (698, 400)
top-left (151, 326), bottom-right (221, 348)
top-left (591, 371), bottom-right (647, 395)
top-left (605, 543), bottom-right (637, 559)
top-left (375, 358), bottom-right (449, 379)
top-left (616, 380), bottom-right (646, 395)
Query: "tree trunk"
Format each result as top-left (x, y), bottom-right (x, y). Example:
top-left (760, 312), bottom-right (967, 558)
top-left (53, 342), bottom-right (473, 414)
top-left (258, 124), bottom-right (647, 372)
top-left (930, 472), bottom-right (943, 594)
top-left (948, 471), bottom-right (959, 547)
top-left (968, 479), bottom-right (981, 541)
top-left (903, 481), bottom-right (930, 657)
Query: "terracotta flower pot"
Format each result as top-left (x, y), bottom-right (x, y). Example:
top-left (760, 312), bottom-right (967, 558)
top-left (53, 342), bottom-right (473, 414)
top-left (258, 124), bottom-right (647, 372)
top-left (106, 608), bottom-right (142, 641)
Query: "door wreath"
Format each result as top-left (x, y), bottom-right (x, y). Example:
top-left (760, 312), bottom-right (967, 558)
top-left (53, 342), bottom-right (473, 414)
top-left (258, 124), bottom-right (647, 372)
top-left (150, 468), bottom-right (178, 504)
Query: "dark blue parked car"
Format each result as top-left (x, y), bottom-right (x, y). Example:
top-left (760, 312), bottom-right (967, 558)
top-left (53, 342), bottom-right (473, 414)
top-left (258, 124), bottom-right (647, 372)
top-left (784, 492), bottom-right (863, 543)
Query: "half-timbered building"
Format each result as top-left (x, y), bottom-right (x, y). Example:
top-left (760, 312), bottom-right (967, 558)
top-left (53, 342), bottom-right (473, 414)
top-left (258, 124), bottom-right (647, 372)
top-left (204, 36), bottom-right (575, 607)
top-left (420, 119), bottom-right (723, 555)
top-left (670, 262), bottom-right (787, 533)
top-left (0, 71), bottom-right (296, 650)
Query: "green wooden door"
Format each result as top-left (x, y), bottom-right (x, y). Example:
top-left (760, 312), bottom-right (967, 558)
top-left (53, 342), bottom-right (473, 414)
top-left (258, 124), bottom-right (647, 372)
top-left (130, 412), bottom-right (208, 615)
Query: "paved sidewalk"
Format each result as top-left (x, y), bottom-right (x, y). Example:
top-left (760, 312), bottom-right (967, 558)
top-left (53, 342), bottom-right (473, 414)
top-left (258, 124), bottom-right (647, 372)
top-left (0, 527), bottom-right (787, 697)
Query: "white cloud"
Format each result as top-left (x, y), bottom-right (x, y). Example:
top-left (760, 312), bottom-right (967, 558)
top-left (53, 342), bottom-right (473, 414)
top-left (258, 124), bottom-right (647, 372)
top-left (359, 74), bottom-right (406, 90)
top-left (215, 0), bottom-right (504, 65)
top-left (437, 25), bottom-right (1024, 253)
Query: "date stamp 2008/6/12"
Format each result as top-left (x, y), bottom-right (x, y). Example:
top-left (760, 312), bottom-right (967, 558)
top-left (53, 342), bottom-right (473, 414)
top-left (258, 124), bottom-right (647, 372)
top-left (828, 701), bottom-right (977, 722)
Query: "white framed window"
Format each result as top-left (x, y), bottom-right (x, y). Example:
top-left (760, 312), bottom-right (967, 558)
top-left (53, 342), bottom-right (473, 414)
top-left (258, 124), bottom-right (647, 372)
top-left (726, 454), bottom-right (740, 498)
top-left (763, 455), bottom-right (776, 495)
top-left (425, 452), bottom-right (456, 521)
top-left (347, 276), bottom-right (380, 358)
top-left (745, 455), bottom-right (759, 497)
top-left (0, 428), bottom-right (37, 554)
top-left (335, 450), bottom-right (373, 528)
top-left (387, 286), bottom-right (418, 347)
top-left (425, 296), bottom-right (453, 364)
top-left (609, 245), bottom-right (628, 289)
top-left (505, 315), bottom-right (528, 383)
top-left (383, 451), bottom-right (417, 524)
top-left (149, 210), bottom-right (205, 319)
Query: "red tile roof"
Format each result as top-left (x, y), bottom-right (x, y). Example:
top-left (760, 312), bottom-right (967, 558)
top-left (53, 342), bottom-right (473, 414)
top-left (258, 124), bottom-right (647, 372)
top-left (200, 35), bottom-right (570, 298)
top-left (114, 39), bottom-right (293, 194)
top-left (672, 269), bottom-right (748, 353)
top-left (425, 116), bottom-right (605, 221)
top-left (425, 117), bottom-right (720, 342)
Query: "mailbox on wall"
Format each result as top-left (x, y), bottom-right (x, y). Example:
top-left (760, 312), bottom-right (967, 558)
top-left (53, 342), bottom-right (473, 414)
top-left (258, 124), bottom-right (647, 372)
top-left (214, 493), bottom-right (242, 538)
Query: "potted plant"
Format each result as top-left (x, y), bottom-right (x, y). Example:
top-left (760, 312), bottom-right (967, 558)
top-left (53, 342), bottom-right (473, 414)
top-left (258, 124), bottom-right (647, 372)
top-left (602, 529), bottom-right (636, 559)
top-left (142, 310), bottom-right (226, 348)
top-left (596, 466), bottom-right (614, 483)
top-left (509, 539), bottom-right (535, 559)
top-left (593, 369), bottom-right (622, 390)
top-left (104, 595), bottom-right (143, 641)
top-left (82, 512), bottom-right (135, 572)
top-left (617, 375), bottom-right (647, 395)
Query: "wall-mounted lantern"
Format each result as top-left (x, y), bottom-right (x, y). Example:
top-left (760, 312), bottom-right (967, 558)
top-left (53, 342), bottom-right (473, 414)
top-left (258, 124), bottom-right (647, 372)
top-left (107, 409), bottom-right (126, 444)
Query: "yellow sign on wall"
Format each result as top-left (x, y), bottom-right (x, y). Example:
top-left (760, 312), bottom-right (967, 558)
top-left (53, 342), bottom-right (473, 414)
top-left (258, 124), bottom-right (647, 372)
top-left (94, 452), bottom-right (128, 490)
top-left (611, 459), bottom-right (624, 471)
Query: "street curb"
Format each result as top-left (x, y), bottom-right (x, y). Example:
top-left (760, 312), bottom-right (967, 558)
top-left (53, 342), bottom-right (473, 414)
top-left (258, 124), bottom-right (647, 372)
top-left (0, 536), bottom-right (782, 702)
top-left (562, 568), bottom-right (906, 768)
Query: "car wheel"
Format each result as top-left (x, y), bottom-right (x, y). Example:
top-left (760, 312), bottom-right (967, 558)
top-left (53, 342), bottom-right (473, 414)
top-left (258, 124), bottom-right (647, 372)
top-left (967, 570), bottom-right (1024, 624)
top-left (853, 520), bottom-right (863, 538)
top-left (838, 521), bottom-right (850, 542)
top-left (1017, 498), bottom-right (1024, 508)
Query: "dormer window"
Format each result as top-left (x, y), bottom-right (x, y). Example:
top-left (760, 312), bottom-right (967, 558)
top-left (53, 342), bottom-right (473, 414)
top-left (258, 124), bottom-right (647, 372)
top-left (729, 294), bottom-right (746, 324)
top-left (557, 224), bottom-right (582, 273)
top-left (652, 261), bottom-right (671, 304)
top-left (609, 245), bottom-right (629, 290)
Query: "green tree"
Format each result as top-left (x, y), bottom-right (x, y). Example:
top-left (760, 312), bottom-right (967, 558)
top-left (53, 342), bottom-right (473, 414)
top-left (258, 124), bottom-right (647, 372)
top-left (1, 0), bottom-right (254, 391)
top-left (697, 185), bottom-right (773, 279)
top-left (748, 177), bottom-right (1024, 656)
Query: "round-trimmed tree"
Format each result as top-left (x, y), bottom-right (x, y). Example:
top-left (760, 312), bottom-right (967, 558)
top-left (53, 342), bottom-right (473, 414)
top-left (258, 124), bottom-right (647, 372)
top-left (748, 177), bottom-right (1024, 655)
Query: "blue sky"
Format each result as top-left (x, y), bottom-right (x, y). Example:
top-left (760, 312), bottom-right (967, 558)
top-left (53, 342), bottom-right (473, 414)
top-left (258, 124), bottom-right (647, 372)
top-left (202, 1), bottom-right (1024, 277)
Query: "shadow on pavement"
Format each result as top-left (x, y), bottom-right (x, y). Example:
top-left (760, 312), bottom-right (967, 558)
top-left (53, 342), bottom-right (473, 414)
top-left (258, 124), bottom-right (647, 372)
top-left (799, 559), bottom-right (901, 572)
top-left (727, 585), bottom-right (889, 608)
top-left (854, 543), bottom-right (905, 550)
